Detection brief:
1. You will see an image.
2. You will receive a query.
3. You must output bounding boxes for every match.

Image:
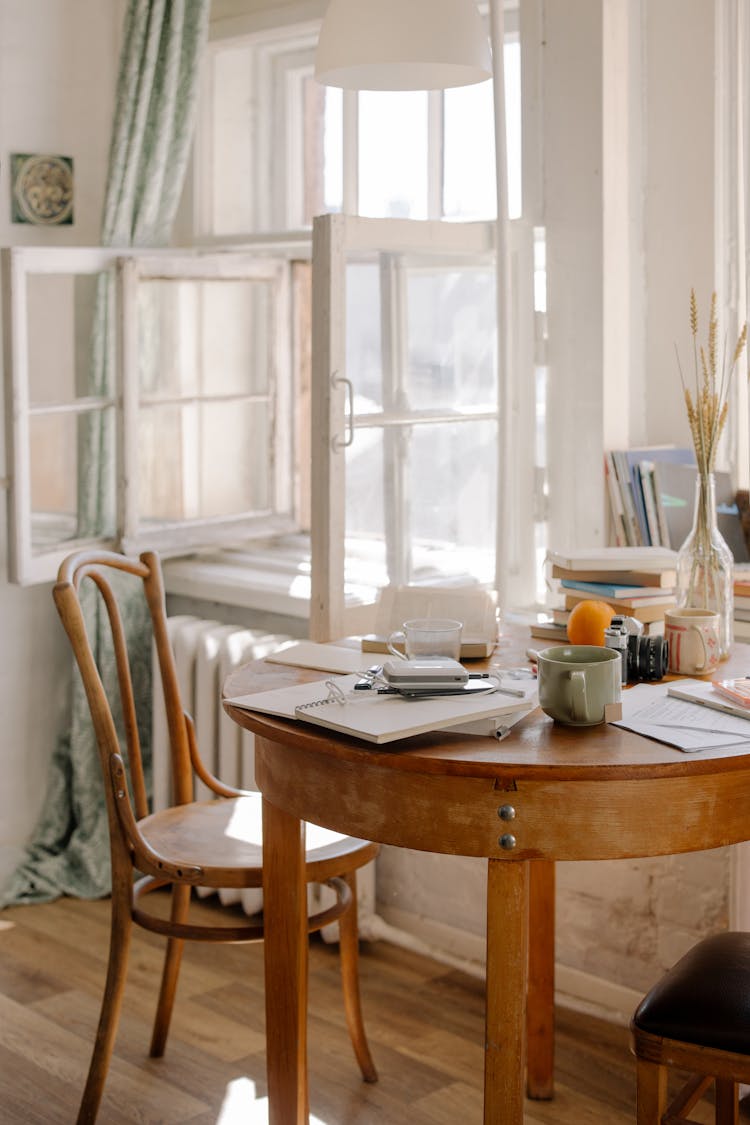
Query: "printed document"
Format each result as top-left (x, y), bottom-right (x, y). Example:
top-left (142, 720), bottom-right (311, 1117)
top-left (614, 682), bottom-right (750, 752)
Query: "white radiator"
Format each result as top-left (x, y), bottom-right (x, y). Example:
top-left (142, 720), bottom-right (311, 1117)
top-left (151, 615), bottom-right (377, 936)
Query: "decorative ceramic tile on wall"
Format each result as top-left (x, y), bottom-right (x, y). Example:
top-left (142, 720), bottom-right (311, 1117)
top-left (11, 153), bottom-right (73, 225)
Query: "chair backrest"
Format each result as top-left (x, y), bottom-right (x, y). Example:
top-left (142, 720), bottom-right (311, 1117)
top-left (53, 550), bottom-right (194, 862)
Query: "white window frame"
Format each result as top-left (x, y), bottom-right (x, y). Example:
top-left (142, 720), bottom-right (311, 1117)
top-left (3, 245), bottom-right (295, 585)
top-left (310, 213), bottom-right (536, 642)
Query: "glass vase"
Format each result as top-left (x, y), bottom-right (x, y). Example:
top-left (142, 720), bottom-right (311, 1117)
top-left (675, 472), bottom-right (734, 658)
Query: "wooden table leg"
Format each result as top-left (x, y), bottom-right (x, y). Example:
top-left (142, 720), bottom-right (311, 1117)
top-left (526, 859), bottom-right (555, 1099)
top-left (485, 858), bottom-right (529, 1125)
top-left (262, 794), bottom-right (309, 1125)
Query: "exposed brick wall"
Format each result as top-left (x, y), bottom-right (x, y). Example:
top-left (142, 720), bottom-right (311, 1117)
top-left (377, 846), bottom-right (730, 994)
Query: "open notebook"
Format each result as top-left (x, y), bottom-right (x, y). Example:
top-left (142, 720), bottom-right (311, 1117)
top-left (226, 673), bottom-right (537, 745)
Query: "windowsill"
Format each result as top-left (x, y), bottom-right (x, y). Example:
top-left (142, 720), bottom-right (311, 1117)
top-left (162, 537), bottom-right (314, 619)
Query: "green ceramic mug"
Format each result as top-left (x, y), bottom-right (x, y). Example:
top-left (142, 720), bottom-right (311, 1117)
top-left (537, 645), bottom-right (622, 727)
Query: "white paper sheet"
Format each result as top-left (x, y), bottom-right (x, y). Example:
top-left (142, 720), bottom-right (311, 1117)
top-left (614, 682), bottom-right (750, 752)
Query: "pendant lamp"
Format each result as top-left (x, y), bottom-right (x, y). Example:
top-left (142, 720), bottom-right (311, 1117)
top-left (314, 0), bottom-right (492, 91)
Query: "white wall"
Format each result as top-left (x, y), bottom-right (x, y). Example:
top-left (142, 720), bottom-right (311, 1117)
top-left (0, 0), bottom-right (123, 883)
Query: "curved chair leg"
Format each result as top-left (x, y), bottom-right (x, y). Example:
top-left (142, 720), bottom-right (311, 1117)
top-left (337, 870), bottom-right (377, 1082)
top-left (149, 882), bottom-right (191, 1058)
top-left (77, 877), bottom-right (133, 1125)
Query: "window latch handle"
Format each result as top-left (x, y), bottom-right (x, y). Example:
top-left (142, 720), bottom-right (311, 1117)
top-left (331, 373), bottom-right (354, 451)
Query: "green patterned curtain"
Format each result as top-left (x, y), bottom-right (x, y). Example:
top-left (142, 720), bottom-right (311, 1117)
top-left (1, 0), bottom-right (210, 908)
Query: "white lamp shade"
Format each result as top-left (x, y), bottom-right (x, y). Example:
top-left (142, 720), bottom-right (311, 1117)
top-left (314, 0), bottom-right (492, 91)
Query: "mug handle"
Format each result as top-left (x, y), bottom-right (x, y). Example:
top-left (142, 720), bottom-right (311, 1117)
top-left (569, 670), bottom-right (588, 723)
top-left (387, 630), bottom-right (408, 660)
top-left (688, 624), bottom-right (709, 672)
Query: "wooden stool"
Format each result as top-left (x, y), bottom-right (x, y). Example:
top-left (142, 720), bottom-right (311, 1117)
top-left (630, 931), bottom-right (750, 1124)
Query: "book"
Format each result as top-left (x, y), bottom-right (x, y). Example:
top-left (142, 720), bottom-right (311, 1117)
top-left (551, 564), bottom-right (677, 588)
top-left (563, 592), bottom-right (674, 624)
top-left (266, 641), bottom-right (368, 675)
top-left (226, 673), bottom-right (536, 745)
top-left (603, 452), bottom-right (628, 547)
top-left (667, 679), bottom-right (750, 725)
top-left (361, 635), bottom-right (494, 659)
top-left (611, 451), bottom-right (642, 545)
top-left (364, 584), bottom-right (498, 660)
top-left (546, 547), bottom-right (678, 572)
top-left (638, 461), bottom-right (669, 547)
top-left (734, 619), bottom-right (750, 642)
top-left (623, 446), bottom-right (696, 545)
top-left (652, 461), bottom-right (750, 562)
top-left (711, 678), bottom-right (750, 709)
top-left (528, 621), bottom-right (568, 642)
top-left (735, 596), bottom-right (750, 611)
top-left (559, 579), bottom-right (675, 600)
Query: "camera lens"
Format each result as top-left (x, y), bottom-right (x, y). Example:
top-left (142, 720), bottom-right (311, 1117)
top-left (626, 633), bottom-right (669, 682)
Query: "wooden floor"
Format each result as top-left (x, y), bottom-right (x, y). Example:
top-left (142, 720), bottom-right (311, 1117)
top-left (0, 894), bottom-right (744, 1124)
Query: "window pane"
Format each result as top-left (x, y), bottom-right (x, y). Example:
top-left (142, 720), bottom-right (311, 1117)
top-left (358, 91), bottom-right (428, 219)
top-left (138, 401), bottom-right (270, 524)
top-left (346, 262), bottom-right (383, 413)
top-left (406, 266), bottom-right (496, 410)
top-left (304, 78), bottom-right (343, 222)
top-left (443, 82), bottom-right (496, 221)
top-left (323, 86), bottom-right (344, 213)
top-left (342, 248), bottom-right (498, 590)
top-left (345, 427), bottom-right (384, 540)
top-left (138, 278), bottom-right (271, 398)
top-left (443, 41), bottom-right (521, 220)
top-left (27, 271), bottom-right (110, 403)
top-left (409, 420), bottom-right (497, 583)
top-left (30, 407), bottom-right (116, 550)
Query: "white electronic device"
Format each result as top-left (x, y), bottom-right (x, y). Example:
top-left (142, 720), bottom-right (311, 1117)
top-left (381, 658), bottom-right (469, 691)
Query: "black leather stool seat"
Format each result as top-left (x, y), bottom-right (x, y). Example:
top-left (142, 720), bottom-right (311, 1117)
top-left (633, 931), bottom-right (750, 1054)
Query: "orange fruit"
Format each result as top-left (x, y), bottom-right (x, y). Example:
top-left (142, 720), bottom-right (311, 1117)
top-left (566, 599), bottom-right (615, 646)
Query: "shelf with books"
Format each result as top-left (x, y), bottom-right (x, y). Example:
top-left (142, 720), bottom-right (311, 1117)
top-left (604, 448), bottom-right (750, 562)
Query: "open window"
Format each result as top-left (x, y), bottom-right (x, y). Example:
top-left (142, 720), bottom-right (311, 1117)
top-left (3, 246), bottom-right (295, 585)
top-left (310, 214), bottom-right (536, 641)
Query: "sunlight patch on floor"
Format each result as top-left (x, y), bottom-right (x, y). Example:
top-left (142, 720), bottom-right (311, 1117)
top-left (217, 1078), bottom-right (328, 1124)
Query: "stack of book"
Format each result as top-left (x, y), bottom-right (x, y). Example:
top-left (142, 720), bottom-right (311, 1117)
top-left (530, 547), bottom-right (679, 643)
top-left (734, 573), bottom-right (750, 643)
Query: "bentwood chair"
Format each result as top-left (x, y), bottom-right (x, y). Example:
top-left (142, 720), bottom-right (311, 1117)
top-left (54, 549), bottom-right (379, 1124)
top-left (630, 931), bottom-right (750, 1123)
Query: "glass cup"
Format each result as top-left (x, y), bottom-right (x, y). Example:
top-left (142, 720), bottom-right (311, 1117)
top-left (387, 618), bottom-right (463, 661)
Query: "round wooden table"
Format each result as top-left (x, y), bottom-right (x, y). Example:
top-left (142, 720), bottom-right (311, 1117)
top-left (223, 636), bottom-right (750, 1125)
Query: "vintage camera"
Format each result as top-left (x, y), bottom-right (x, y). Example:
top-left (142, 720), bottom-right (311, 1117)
top-left (604, 615), bottom-right (669, 684)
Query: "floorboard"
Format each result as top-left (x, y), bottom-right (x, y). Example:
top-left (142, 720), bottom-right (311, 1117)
top-left (0, 895), bottom-right (746, 1123)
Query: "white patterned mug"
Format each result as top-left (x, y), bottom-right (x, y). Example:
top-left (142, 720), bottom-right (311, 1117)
top-left (665, 609), bottom-right (720, 675)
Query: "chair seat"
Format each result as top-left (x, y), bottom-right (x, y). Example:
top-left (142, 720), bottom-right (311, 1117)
top-left (138, 791), bottom-right (377, 887)
top-left (633, 932), bottom-right (750, 1055)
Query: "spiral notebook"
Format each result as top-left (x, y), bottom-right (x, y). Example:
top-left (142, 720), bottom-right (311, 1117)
top-left (226, 673), bottom-right (536, 745)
